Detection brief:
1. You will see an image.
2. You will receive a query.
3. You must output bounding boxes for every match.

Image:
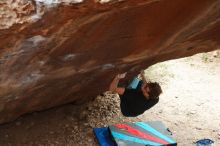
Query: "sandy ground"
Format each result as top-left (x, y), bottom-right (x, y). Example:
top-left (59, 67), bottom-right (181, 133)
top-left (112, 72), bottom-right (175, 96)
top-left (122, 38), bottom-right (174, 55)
top-left (0, 50), bottom-right (220, 146)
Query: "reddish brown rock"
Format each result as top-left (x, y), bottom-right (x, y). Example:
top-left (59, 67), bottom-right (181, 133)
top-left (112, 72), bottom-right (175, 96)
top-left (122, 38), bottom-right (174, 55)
top-left (0, 0), bottom-right (220, 124)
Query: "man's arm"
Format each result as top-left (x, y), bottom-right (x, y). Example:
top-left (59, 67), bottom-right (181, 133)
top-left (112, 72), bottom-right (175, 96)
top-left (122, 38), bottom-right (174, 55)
top-left (109, 73), bottom-right (126, 95)
top-left (140, 70), bottom-right (148, 83)
top-left (140, 70), bottom-right (150, 98)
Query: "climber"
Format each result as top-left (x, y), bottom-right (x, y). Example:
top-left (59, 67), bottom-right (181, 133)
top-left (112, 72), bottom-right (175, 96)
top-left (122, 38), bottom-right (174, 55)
top-left (109, 70), bottom-right (162, 117)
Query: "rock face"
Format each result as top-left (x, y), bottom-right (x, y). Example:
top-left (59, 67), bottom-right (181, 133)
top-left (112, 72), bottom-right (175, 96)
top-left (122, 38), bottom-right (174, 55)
top-left (0, 0), bottom-right (220, 124)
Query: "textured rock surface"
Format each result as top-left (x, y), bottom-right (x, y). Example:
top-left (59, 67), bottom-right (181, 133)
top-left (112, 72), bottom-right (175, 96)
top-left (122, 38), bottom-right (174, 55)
top-left (0, 0), bottom-right (35, 29)
top-left (0, 0), bottom-right (220, 124)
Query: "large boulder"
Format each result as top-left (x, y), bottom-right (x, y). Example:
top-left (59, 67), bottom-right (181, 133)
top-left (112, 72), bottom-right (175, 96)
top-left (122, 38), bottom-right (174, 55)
top-left (0, 0), bottom-right (220, 124)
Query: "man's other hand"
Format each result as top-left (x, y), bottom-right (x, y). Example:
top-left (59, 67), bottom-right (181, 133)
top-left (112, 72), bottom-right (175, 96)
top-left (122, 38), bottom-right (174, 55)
top-left (117, 72), bottom-right (127, 79)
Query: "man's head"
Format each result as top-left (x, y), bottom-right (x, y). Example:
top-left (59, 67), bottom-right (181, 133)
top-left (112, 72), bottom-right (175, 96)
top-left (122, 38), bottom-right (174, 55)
top-left (146, 82), bottom-right (162, 99)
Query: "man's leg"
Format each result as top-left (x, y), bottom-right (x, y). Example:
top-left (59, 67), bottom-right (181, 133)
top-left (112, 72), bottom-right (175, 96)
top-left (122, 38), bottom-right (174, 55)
top-left (137, 80), bottom-right (143, 90)
top-left (127, 76), bottom-right (141, 89)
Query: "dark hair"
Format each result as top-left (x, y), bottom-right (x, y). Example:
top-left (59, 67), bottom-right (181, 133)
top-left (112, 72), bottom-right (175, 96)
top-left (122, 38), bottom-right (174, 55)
top-left (147, 82), bottom-right (162, 99)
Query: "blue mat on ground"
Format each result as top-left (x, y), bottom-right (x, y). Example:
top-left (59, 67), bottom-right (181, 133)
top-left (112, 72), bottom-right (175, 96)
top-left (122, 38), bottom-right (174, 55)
top-left (93, 121), bottom-right (177, 146)
top-left (109, 121), bottom-right (177, 146)
top-left (93, 127), bottom-right (116, 146)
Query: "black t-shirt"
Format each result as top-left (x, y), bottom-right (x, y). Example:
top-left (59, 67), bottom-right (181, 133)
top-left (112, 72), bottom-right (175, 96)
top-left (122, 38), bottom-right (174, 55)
top-left (119, 89), bottom-right (159, 117)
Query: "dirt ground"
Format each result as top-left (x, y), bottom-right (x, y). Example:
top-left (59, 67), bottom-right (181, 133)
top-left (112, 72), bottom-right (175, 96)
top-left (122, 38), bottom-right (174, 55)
top-left (0, 50), bottom-right (220, 146)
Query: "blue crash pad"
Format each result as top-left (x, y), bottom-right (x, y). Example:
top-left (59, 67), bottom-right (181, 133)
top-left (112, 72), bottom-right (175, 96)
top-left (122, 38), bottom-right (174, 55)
top-left (93, 127), bottom-right (116, 146)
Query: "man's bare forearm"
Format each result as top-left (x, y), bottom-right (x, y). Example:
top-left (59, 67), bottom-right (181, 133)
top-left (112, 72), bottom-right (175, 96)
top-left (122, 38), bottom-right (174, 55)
top-left (140, 70), bottom-right (148, 83)
top-left (109, 76), bottom-right (120, 92)
top-left (109, 73), bottom-right (126, 92)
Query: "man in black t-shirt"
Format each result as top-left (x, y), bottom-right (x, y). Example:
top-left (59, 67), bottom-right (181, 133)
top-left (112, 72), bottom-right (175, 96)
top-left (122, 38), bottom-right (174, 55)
top-left (109, 71), bottom-right (162, 117)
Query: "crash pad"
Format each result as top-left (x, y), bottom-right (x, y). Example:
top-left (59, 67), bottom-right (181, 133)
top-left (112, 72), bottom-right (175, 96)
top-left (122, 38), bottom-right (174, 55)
top-left (93, 127), bottom-right (116, 146)
top-left (108, 121), bottom-right (177, 146)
